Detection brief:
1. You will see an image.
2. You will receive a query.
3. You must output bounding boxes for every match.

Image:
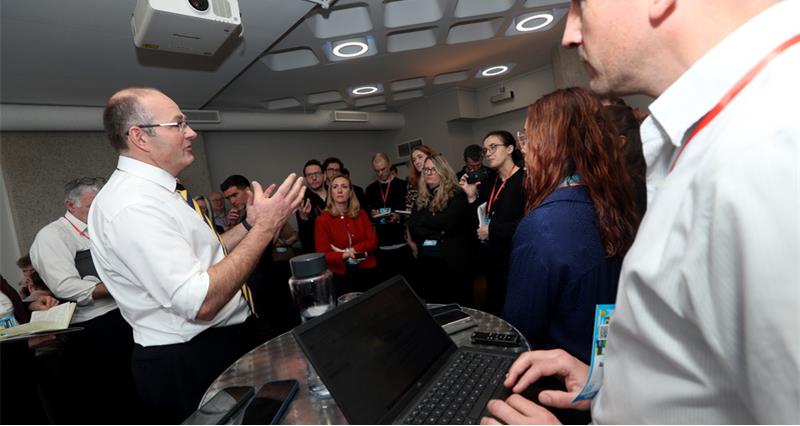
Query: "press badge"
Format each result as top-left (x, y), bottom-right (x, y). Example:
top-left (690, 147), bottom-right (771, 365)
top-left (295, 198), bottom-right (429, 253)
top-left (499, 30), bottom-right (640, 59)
top-left (378, 207), bottom-right (392, 224)
top-left (573, 304), bottom-right (615, 402)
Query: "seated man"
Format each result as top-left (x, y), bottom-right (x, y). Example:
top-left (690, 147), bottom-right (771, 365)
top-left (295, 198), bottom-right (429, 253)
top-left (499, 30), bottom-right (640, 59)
top-left (29, 176), bottom-right (140, 423)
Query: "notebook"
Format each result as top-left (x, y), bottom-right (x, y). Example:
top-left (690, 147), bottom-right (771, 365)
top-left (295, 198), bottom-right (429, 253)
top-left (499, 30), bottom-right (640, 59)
top-left (293, 276), bottom-right (518, 425)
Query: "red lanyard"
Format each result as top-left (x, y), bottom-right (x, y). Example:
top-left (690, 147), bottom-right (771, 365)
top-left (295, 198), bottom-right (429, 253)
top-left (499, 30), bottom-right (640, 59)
top-left (64, 215), bottom-right (89, 240)
top-left (379, 178), bottom-right (392, 207)
top-left (487, 166), bottom-right (517, 214)
top-left (669, 33), bottom-right (800, 172)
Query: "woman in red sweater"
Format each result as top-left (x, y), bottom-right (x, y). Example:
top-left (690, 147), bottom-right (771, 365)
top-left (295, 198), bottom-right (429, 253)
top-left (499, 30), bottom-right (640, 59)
top-left (315, 175), bottom-right (379, 295)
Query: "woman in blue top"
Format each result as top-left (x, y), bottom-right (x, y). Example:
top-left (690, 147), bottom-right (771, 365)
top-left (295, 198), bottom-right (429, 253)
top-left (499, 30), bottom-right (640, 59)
top-left (503, 87), bottom-right (641, 364)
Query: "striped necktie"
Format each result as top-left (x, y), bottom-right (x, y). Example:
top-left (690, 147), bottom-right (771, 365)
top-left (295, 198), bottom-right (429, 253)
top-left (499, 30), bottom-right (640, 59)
top-left (175, 180), bottom-right (256, 315)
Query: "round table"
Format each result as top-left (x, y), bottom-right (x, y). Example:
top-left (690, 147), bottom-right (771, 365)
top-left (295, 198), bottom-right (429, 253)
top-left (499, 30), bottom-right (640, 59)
top-left (201, 308), bottom-right (529, 425)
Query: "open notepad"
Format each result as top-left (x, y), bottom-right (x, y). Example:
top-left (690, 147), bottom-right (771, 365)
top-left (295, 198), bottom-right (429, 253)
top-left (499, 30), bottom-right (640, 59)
top-left (0, 302), bottom-right (76, 340)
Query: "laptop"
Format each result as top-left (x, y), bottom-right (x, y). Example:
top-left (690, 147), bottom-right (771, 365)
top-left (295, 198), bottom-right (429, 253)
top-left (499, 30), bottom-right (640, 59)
top-left (293, 276), bottom-right (518, 425)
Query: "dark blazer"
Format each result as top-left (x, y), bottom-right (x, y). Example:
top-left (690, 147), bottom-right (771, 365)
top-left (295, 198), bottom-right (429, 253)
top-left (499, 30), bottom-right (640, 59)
top-left (408, 190), bottom-right (476, 271)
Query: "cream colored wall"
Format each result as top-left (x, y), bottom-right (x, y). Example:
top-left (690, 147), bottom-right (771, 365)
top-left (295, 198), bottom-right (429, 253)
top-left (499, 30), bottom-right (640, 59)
top-left (0, 132), bottom-right (213, 255)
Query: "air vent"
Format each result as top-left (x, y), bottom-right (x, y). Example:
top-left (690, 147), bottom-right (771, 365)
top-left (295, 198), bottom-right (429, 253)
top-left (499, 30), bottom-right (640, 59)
top-left (397, 138), bottom-right (423, 159)
top-left (184, 109), bottom-right (221, 124)
top-left (333, 110), bottom-right (369, 122)
top-left (211, 0), bottom-right (233, 18)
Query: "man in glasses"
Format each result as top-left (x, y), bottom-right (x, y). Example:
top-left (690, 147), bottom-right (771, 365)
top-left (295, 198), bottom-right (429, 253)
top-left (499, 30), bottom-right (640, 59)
top-left (29, 176), bottom-right (140, 423)
top-left (296, 159), bottom-right (327, 253)
top-left (90, 87), bottom-right (305, 423)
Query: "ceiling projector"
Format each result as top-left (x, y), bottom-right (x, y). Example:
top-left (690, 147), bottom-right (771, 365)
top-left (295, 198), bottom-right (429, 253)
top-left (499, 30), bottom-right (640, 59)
top-left (131, 0), bottom-right (242, 56)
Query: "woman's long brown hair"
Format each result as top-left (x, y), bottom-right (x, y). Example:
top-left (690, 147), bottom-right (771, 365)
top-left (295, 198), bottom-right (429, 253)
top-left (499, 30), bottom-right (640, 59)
top-left (523, 87), bottom-right (640, 256)
top-left (407, 145), bottom-right (435, 187)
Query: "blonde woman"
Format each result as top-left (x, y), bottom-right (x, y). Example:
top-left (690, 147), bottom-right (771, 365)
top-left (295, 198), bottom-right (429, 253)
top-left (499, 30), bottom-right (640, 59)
top-left (315, 175), bottom-right (378, 295)
top-left (407, 154), bottom-right (477, 305)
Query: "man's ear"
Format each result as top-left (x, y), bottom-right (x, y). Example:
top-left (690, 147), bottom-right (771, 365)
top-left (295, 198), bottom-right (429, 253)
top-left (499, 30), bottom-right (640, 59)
top-left (127, 127), bottom-right (151, 152)
top-left (649, 0), bottom-right (676, 23)
top-left (64, 199), bottom-right (75, 214)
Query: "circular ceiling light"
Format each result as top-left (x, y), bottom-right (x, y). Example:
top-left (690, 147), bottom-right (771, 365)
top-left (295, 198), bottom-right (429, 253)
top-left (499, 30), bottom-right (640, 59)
top-left (332, 41), bottom-right (369, 58)
top-left (352, 85), bottom-right (379, 96)
top-left (481, 65), bottom-right (510, 77)
top-left (515, 13), bottom-right (554, 32)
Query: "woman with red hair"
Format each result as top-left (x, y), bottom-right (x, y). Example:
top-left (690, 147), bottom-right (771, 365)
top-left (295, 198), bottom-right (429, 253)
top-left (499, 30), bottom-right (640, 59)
top-left (503, 87), bottom-right (640, 364)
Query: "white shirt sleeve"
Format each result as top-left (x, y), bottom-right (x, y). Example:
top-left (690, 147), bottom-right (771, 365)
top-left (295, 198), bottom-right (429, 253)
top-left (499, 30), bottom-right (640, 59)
top-left (103, 202), bottom-right (210, 320)
top-left (703, 129), bottom-right (800, 423)
top-left (30, 226), bottom-right (97, 304)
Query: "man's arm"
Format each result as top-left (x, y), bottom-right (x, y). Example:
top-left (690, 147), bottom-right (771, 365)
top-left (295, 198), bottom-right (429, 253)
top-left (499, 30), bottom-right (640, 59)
top-left (197, 175), bottom-right (305, 321)
top-left (481, 350), bottom-right (591, 425)
top-left (219, 221), bottom-right (249, 252)
top-left (29, 228), bottom-right (100, 304)
top-left (91, 282), bottom-right (110, 299)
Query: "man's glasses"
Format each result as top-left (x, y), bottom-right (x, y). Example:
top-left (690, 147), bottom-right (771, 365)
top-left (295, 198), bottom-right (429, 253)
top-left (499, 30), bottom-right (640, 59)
top-left (305, 172), bottom-right (324, 178)
top-left (325, 168), bottom-right (342, 174)
top-left (516, 130), bottom-right (528, 149)
top-left (482, 143), bottom-right (505, 155)
top-left (422, 167), bottom-right (437, 175)
top-left (127, 120), bottom-right (190, 135)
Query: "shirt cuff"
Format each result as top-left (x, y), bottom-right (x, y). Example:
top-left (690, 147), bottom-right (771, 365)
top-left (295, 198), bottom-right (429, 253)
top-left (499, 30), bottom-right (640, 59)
top-left (171, 271), bottom-right (211, 320)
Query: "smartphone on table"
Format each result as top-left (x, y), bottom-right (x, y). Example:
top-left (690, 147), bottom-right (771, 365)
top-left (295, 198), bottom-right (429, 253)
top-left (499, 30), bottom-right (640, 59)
top-left (242, 379), bottom-right (299, 425)
top-left (181, 386), bottom-right (255, 425)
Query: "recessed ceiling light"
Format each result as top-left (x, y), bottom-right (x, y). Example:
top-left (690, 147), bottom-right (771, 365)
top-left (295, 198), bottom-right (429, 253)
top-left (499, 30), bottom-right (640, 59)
top-left (332, 41), bottom-right (369, 58)
top-left (515, 13), bottom-right (554, 32)
top-left (481, 65), bottom-right (509, 77)
top-left (352, 85), bottom-right (380, 96)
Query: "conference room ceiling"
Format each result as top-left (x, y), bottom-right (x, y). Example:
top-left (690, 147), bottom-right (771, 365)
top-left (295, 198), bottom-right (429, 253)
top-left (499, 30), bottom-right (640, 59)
top-left (0, 0), bottom-right (569, 112)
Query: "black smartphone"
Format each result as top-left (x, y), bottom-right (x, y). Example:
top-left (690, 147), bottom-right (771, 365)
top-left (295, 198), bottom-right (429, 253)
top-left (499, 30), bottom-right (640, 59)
top-left (242, 379), bottom-right (299, 425)
top-left (429, 304), bottom-right (478, 334)
top-left (353, 251), bottom-right (368, 260)
top-left (465, 168), bottom-right (489, 184)
top-left (181, 386), bottom-right (254, 425)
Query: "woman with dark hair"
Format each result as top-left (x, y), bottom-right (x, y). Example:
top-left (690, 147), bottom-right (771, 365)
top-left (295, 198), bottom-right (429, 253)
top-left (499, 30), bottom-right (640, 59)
top-left (407, 154), bottom-right (476, 304)
top-left (315, 175), bottom-right (378, 295)
top-left (605, 104), bottom-right (648, 217)
top-left (504, 87), bottom-right (640, 364)
top-left (460, 130), bottom-right (526, 315)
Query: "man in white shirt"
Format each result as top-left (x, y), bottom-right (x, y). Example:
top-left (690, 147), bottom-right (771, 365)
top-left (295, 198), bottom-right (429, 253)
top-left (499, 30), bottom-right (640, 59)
top-left (30, 176), bottom-right (141, 423)
top-left (90, 87), bottom-right (305, 423)
top-left (483, 0), bottom-right (799, 424)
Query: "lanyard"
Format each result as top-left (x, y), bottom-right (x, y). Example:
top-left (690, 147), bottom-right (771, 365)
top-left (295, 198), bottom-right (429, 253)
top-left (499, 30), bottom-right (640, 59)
top-left (487, 166), bottom-right (517, 215)
top-left (64, 215), bottom-right (89, 240)
top-left (669, 33), bottom-right (800, 172)
top-left (379, 178), bottom-right (392, 207)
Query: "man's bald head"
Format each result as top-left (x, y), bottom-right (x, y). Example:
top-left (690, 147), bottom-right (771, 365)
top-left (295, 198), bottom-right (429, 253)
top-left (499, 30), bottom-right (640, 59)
top-left (103, 87), bottom-right (161, 153)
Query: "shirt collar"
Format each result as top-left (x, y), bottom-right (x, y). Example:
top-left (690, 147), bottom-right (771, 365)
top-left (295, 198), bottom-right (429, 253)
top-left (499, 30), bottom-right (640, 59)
top-left (64, 211), bottom-right (87, 231)
top-left (648, 1), bottom-right (797, 149)
top-left (117, 155), bottom-right (179, 192)
top-left (379, 175), bottom-right (394, 185)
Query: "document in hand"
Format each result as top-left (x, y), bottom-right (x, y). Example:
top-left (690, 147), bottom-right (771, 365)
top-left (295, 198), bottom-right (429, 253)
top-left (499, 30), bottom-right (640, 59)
top-left (0, 302), bottom-right (76, 340)
top-left (477, 202), bottom-right (489, 227)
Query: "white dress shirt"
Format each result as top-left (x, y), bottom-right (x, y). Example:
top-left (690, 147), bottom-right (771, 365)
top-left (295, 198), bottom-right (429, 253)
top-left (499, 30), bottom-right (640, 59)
top-left (30, 211), bottom-right (118, 324)
top-left (594, 2), bottom-right (800, 423)
top-left (88, 156), bottom-right (249, 346)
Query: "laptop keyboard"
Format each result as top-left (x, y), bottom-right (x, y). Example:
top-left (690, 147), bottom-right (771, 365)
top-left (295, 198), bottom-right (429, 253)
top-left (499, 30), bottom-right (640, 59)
top-left (403, 351), bottom-right (513, 425)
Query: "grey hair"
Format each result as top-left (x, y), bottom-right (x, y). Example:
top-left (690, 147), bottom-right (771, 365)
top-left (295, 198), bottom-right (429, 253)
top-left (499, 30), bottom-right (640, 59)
top-left (103, 87), bottom-right (159, 153)
top-left (371, 152), bottom-right (391, 164)
top-left (64, 177), bottom-right (106, 205)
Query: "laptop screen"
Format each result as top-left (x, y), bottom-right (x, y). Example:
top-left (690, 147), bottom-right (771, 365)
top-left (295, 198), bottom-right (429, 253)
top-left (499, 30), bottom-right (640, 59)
top-left (293, 276), bottom-right (454, 424)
